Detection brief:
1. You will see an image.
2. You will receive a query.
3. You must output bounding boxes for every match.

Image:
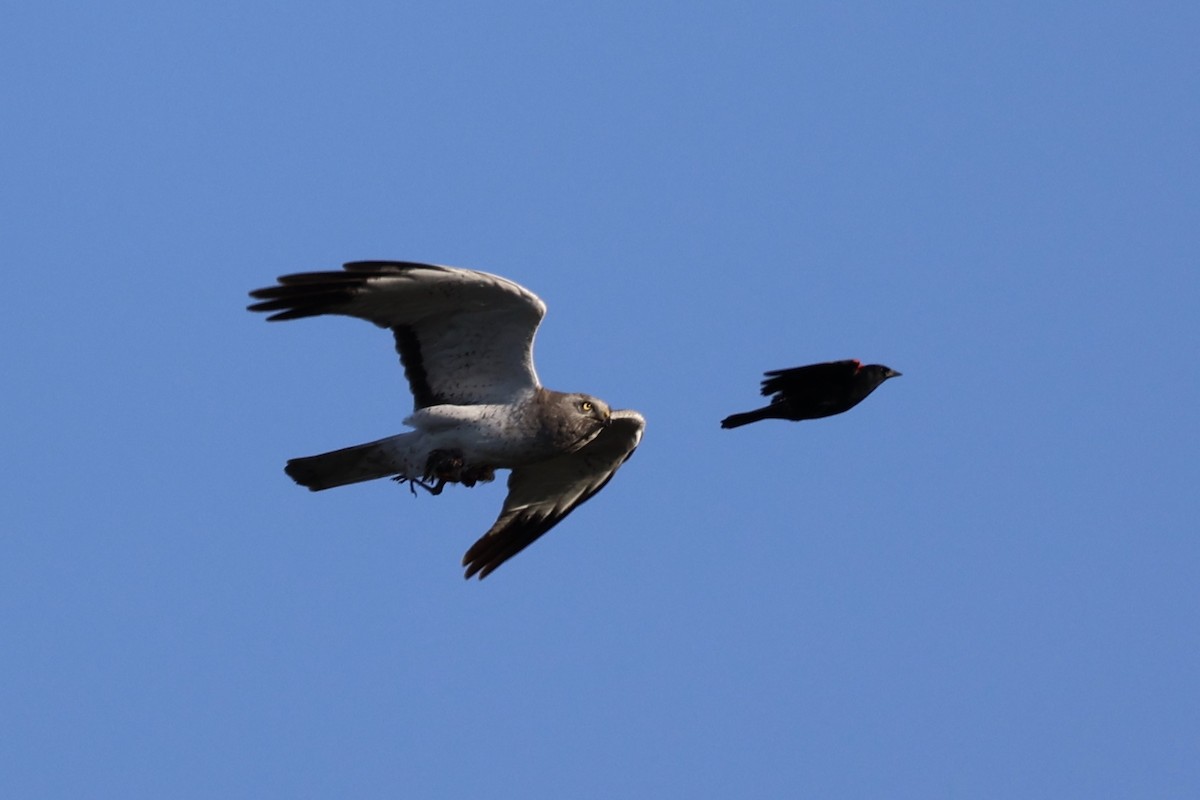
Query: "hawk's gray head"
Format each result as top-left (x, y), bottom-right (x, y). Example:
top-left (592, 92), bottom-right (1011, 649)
top-left (538, 390), bottom-right (612, 454)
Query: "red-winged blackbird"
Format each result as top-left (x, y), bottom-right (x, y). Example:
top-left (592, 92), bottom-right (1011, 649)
top-left (721, 359), bottom-right (900, 429)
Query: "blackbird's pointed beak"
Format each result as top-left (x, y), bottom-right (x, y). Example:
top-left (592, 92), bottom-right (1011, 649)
top-left (886, 368), bottom-right (902, 379)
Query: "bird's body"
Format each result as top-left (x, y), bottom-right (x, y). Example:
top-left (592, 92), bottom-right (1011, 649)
top-left (721, 359), bottom-right (900, 429)
top-left (248, 261), bottom-right (644, 579)
top-left (284, 389), bottom-right (606, 490)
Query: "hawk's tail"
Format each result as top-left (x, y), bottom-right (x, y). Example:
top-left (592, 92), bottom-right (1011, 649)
top-left (284, 437), bottom-right (405, 491)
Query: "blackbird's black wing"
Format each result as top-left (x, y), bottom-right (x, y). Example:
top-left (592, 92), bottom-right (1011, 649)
top-left (759, 359), bottom-right (861, 400)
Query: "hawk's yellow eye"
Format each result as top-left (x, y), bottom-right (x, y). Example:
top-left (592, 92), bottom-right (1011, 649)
top-left (581, 401), bottom-right (593, 412)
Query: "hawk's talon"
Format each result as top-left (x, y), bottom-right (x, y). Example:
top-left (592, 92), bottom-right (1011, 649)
top-left (392, 450), bottom-right (495, 494)
top-left (392, 475), bottom-right (446, 496)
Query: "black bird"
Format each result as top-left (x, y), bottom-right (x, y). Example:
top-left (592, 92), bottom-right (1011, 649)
top-left (721, 359), bottom-right (900, 429)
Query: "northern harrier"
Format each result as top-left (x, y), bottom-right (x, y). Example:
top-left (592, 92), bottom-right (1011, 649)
top-left (248, 261), bottom-right (645, 579)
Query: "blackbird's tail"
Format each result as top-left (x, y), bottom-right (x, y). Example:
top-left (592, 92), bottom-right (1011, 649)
top-left (720, 406), bottom-right (775, 429)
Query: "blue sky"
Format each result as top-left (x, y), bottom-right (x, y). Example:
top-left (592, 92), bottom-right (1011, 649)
top-left (3, 2), bottom-right (1197, 797)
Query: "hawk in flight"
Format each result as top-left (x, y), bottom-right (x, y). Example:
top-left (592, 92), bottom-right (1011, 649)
top-left (248, 261), bottom-right (645, 579)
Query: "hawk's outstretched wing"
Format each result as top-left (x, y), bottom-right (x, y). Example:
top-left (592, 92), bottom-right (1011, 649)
top-left (461, 410), bottom-right (646, 579)
top-left (248, 261), bottom-right (547, 407)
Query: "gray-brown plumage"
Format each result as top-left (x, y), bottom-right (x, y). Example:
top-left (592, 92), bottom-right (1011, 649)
top-left (721, 359), bottom-right (900, 429)
top-left (248, 261), bottom-right (645, 579)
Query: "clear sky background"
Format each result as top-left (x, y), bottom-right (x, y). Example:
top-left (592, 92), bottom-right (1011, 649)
top-left (3, 2), bottom-right (1197, 798)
